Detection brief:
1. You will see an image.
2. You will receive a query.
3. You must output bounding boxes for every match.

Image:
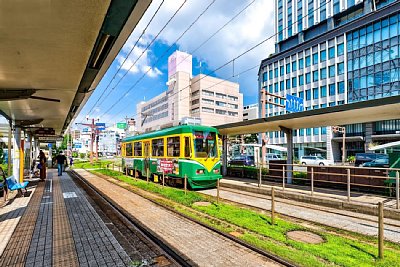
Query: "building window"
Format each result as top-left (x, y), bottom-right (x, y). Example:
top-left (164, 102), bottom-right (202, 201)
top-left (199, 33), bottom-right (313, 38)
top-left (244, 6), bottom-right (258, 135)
top-left (280, 81), bottom-right (285, 91)
top-left (228, 111), bottom-right (238, 116)
top-left (337, 62), bottom-right (344, 75)
top-left (299, 128), bottom-right (304, 136)
top-left (299, 75), bottom-right (304, 85)
top-left (312, 53), bottom-right (318, 65)
top-left (286, 63), bottom-right (290, 74)
top-left (306, 89), bottom-right (311, 100)
top-left (337, 43), bottom-right (344, 56)
top-left (329, 65), bottom-right (335, 77)
top-left (313, 70), bottom-right (319, 82)
top-left (192, 107), bottom-right (200, 114)
top-left (274, 68), bottom-right (278, 77)
top-left (274, 83), bottom-right (279, 92)
top-left (305, 56), bottom-right (311, 67)
top-left (329, 102), bottom-right (336, 107)
top-left (263, 72), bottom-right (268, 81)
top-left (228, 95), bottom-right (238, 101)
top-left (328, 46), bottom-right (335, 59)
top-left (215, 101), bottom-right (226, 107)
top-left (338, 81), bottom-right (345, 94)
top-left (313, 87), bottom-right (319, 99)
top-left (216, 93), bottom-right (226, 99)
top-left (202, 107), bottom-right (214, 113)
top-left (320, 67), bottom-right (327, 79)
top-left (306, 128), bottom-right (312, 135)
top-left (280, 66), bottom-right (284, 76)
top-left (292, 61), bottom-right (297, 71)
top-left (313, 127), bottom-right (320, 135)
top-left (329, 83), bottom-right (336, 95)
top-left (306, 72), bottom-right (311, 84)
top-left (299, 58), bottom-right (304, 69)
top-left (216, 109), bottom-right (226, 115)
top-left (286, 79), bottom-right (291, 89)
top-left (202, 98), bottom-right (214, 105)
top-left (292, 77), bottom-right (297, 88)
top-left (320, 50), bottom-right (326, 62)
top-left (192, 99), bottom-right (199, 105)
top-left (299, 91), bottom-right (304, 99)
top-left (321, 85), bottom-right (327, 97)
top-left (202, 90), bottom-right (214, 97)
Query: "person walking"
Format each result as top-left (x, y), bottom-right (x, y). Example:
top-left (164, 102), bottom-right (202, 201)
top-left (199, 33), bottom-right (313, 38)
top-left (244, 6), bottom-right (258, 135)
top-left (39, 150), bottom-right (47, 181)
top-left (56, 151), bottom-right (67, 176)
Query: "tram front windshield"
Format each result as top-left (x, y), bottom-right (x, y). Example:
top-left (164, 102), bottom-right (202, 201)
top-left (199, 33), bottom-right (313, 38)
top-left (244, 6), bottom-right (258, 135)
top-left (194, 131), bottom-right (217, 158)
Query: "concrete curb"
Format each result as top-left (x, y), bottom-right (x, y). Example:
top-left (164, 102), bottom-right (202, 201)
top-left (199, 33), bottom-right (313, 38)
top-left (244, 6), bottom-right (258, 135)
top-left (220, 181), bottom-right (400, 220)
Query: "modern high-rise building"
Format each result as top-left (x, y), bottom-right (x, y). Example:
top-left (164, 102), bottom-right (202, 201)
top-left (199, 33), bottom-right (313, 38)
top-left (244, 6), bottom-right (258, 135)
top-left (137, 51), bottom-right (243, 133)
top-left (259, 0), bottom-right (400, 161)
top-left (243, 103), bottom-right (259, 121)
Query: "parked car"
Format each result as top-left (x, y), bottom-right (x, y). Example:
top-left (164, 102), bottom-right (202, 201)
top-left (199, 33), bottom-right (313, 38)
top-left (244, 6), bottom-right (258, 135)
top-left (228, 155), bottom-right (255, 166)
top-left (266, 153), bottom-right (283, 161)
top-left (355, 153), bottom-right (388, 167)
top-left (362, 158), bottom-right (389, 168)
top-left (300, 156), bottom-right (332, 166)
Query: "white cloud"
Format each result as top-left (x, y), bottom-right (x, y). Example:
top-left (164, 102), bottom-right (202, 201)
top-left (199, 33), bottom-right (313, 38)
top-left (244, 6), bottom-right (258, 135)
top-left (124, 0), bottom-right (275, 98)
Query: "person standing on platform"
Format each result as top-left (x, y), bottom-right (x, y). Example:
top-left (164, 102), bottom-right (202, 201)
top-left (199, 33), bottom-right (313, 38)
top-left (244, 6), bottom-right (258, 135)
top-left (56, 151), bottom-right (67, 176)
top-left (39, 150), bottom-right (47, 181)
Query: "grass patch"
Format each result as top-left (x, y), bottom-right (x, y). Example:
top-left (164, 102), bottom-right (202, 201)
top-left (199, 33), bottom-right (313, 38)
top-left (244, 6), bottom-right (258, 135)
top-left (90, 169), bottom-right (400, 267)
top-left (72, 160), bottom-right (112, 170)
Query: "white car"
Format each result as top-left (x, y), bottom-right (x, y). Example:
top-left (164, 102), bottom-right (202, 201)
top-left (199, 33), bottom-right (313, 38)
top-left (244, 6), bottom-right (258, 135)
top-left (266, 153), bottom-right (283, 161)
top-left (300, 156), bottom-right (332, 166)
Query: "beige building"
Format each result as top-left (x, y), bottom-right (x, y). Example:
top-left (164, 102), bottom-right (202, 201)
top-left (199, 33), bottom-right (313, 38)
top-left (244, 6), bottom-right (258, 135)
top-left (137, 51), bottom-right (243, 132)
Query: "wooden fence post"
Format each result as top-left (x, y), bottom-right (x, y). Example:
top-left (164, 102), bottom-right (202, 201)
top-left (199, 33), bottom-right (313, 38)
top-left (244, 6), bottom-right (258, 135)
top-left (282, 166), bottom-right (286, 191)
top-left (378, 202), bottom-right (384, 259)
top-left (311, 167), bottom-right (314, 196)
top-left (271, 187), bottom-right (275, 225)
top-left (147, 168), bottom-right (149, 183)
top-left (347, 168), bottom-right (351, 202)
top-left (184, 174), bottom-right (187, 195)
top-left (162, 170), bottom-right (165, 187)
top-left (217, 179), bottom-right (220, 203)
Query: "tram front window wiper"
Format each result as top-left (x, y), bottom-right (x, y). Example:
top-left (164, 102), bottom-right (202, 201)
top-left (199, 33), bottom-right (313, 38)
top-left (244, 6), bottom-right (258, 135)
top-left (205, 142), bottom-right (216, 161)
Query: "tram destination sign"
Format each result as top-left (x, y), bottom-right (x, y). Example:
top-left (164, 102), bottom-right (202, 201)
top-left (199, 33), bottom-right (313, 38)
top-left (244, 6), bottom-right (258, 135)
top-left (35, 128), bottom-right (55, 136)
top-left (285, 94), bottom-right (304, 113)
top-left (38, 136), bottom-right (63, 142)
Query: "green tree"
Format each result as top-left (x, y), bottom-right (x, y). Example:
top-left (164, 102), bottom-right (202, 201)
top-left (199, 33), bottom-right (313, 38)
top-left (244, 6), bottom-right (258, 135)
top-left (59, 134), bottom-right (72, 151)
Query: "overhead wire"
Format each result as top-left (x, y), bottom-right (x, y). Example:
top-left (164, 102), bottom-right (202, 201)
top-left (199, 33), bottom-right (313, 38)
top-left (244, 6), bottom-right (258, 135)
top-left (83, 0), bottom-right (166, 120)
top-left (100, 0), bottom-right (258, 120)
top-left (104, 0), bottom-right (332, 125)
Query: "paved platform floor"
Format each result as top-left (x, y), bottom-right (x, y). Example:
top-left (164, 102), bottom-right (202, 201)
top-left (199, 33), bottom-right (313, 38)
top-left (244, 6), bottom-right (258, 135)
top-left (0, 169), bottom-right (131, 267)
top-left (75, 169), bottom-right (281, 267)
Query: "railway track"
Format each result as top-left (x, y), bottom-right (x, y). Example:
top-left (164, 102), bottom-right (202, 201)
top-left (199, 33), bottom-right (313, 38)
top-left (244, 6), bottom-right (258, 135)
top-left (70, 169), bottom-right (296, 267)
top-left (69, 170), bottom-right (189, 267)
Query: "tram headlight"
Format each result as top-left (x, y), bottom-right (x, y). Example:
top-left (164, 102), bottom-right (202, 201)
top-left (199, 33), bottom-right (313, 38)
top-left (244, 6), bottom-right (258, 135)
top-left (213, 169), bottom-right (220, 174)
top-left (196, 169), bottom-right (205, 174)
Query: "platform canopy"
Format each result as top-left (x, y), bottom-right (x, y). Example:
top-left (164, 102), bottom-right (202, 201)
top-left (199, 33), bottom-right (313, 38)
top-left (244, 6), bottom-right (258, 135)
top-left (216, 96), bottom-right (400, 135)
top-left (0, 0), bottom-right (151, 134)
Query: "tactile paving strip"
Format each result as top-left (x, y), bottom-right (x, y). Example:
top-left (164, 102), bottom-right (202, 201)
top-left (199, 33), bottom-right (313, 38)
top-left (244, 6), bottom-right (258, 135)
top-left (0, 181), bottom-right (45, 266)
top-left (52, 175), bottom-right (79, 267)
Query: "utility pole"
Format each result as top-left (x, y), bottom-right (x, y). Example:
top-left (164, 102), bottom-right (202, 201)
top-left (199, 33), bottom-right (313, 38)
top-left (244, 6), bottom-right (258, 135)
top-left (332, 126), bottom-right (346, 165)
top-left (76, 116), bottom-right (99, 164)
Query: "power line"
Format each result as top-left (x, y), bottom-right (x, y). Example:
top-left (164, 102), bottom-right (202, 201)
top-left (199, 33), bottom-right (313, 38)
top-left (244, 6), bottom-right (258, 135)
top-left (100, 0), bottom-right (258, 119)
top-left (86, 0), bottom-right (187, 120)
top-left (98, 0), bottom-right (219, 118)
top-left (84, 0), bottom-right (166, 120)
top-left (104, 0), bottom-right (332, 125)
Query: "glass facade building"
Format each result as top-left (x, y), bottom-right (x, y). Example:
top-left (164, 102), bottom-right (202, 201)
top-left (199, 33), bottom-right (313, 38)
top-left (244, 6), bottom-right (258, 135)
top-left (260, 0), bottom-right (400, 161)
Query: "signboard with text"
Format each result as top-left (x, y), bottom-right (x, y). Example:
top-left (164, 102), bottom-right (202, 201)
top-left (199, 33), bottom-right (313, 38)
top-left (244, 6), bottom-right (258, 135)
top-left (157, 159), bottom-right (174, 173)
top-left (95, 122), bottom-right (106, 131)
top-left (285, 94), bottom-right (304, 113)
top-left (117, 122), bottom-right (127, 129)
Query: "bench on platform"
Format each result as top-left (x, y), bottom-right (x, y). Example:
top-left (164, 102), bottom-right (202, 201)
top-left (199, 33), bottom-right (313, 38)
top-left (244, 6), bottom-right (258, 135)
top-left (5, 176), bottom-right (29, 198)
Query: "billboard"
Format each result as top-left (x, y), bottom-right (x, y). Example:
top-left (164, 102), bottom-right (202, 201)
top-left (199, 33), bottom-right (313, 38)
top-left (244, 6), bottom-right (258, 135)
top-left (117, 122), bottom-right (127, 129)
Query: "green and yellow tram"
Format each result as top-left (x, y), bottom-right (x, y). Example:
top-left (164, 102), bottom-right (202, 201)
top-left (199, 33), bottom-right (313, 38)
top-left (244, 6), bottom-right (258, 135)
top-left (121, 125), bottom-right (222, 189)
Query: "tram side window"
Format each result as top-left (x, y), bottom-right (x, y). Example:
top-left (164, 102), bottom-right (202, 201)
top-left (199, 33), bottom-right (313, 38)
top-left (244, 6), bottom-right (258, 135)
top-left (152, 138), bottom-right (164, 157)
top-left (126, 143), bottom-right (133, 157)
top-left (184, 137), bottom-right (191, 158)
top-left (134, 142), bottom-right (142, 156)
top-left (167, 136), bottom-right (180, 157)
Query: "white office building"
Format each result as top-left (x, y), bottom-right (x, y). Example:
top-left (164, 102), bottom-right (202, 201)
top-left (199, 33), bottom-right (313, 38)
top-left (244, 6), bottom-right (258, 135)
top-left (137, 51), bottom-right (243, 132)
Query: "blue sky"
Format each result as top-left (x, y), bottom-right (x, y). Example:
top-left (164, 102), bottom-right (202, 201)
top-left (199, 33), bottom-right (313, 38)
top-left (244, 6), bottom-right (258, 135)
top-left (75, 0), bottom-right (275, 127)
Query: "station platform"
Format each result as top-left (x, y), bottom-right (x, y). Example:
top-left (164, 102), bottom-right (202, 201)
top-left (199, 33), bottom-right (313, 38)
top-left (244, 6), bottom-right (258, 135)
top-left (0, 169), bottom-right (131, 267)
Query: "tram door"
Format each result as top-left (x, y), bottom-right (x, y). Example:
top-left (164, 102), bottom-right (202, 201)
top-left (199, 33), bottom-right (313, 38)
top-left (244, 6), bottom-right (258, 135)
top-left (144, 141), bottom-right (150, 176)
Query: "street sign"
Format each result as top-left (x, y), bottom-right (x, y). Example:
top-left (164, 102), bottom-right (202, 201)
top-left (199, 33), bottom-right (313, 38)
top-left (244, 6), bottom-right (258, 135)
top-left (38, 136), bottom-right (63, 142)
top-left (35, 127), bottom-right (55, 136)
top-left (95, 122), bottom-right (106, 131)
top-left (48, 143), bottom-right (52, 148)
top-left (285, 94), bottom-right (304, 113)
top-left (117, 122), bottom-right (127, 129)
top-left (74, 143), bottom-right (82, 148)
